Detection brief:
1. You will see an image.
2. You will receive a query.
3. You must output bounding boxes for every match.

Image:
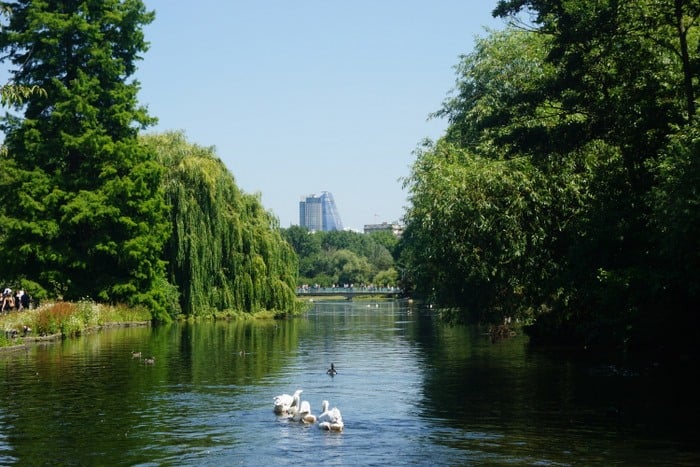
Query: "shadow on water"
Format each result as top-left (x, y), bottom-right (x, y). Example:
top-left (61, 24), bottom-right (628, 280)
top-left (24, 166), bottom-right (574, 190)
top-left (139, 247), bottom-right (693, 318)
top-left (412, 309), bottom-right (699, 464)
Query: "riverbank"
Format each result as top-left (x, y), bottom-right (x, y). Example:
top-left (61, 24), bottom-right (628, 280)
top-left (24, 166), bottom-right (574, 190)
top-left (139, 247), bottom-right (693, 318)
top-left (0, 299), bottom-right (152, 352)
top-left (0, 299), bottom-right (309, 352)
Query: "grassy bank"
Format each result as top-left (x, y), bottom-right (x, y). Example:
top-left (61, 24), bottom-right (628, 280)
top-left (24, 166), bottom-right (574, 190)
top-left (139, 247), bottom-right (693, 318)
top-left (1, 297), bottom-right (312, 350)
top-left (0, 299), bottom-right (152, 349)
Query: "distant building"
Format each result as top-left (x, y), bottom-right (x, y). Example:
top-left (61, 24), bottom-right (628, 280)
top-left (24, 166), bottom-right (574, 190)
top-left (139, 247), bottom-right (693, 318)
top-left (363, 222), bottom-right (403, 237)
top-left (299, 191), bottom-right (343, 232)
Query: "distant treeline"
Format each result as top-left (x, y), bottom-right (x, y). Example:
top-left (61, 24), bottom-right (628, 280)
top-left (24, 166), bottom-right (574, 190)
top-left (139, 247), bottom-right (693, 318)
top-left (281, 226), bottom-right (399, 290)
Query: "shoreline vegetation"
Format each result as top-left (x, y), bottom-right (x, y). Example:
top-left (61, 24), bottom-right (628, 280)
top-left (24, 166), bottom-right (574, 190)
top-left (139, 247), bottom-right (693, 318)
top-left (0, 299), bottom-right (307, 352)
top-left (0, 300), bottom-right (152, 352)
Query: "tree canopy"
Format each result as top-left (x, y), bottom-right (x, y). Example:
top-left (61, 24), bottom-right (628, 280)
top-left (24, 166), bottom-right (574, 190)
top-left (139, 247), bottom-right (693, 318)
top-left (0, 2), bottom-right (302, 320)
top-left (401, 2), bottom-right (700, 359)
top-left (0, 0), bottom-right (172, 317)
top-left (282, 226), bottom-right (399, 289)
top-left (143, 132), bottom-right (300, 317)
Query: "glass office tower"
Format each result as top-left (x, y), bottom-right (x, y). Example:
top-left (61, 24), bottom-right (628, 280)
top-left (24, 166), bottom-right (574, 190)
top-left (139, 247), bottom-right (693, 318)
top-left (299, 191), bottom-right (343, 231)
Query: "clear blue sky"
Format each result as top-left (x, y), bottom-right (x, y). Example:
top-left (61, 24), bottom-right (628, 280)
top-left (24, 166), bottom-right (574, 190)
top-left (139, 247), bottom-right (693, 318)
top-left (137, 1), bottom-right (505, 231)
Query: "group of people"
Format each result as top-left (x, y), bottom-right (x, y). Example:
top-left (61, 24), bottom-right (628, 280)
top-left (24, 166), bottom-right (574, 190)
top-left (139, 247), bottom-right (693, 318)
top-left (1, 286), bottom-right (31, 314)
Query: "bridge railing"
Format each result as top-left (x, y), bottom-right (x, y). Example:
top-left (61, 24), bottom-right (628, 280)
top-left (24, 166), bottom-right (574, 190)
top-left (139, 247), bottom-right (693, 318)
top-left (296, 286), bottom-right (401, 295)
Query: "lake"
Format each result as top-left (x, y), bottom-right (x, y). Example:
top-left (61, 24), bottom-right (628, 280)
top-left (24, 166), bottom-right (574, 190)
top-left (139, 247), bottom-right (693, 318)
top-left (1, 300), bottom-right (698, 465)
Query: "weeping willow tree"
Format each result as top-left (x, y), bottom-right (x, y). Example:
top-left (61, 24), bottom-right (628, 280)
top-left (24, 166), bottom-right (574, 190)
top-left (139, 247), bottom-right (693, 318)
top-left (142, 131), bottom-right (301, 317)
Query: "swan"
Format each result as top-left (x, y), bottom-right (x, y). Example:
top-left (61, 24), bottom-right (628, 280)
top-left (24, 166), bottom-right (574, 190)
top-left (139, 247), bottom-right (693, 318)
top-left (144, 356), bottom-right (155, 365)
top-left (291, 398), bottom-right (317, 424)
top-left (288, 389), bottom-right (303, 418)
top-left (317, 400), bottom-right (344, 432)
top-left (273, 389), bottom-right (302, 415)
top-left (326, 363), bottom-right (337, 376)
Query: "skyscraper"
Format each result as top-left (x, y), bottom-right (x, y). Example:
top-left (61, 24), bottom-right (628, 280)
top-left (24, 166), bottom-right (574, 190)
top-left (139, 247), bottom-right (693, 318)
top-left (299, 191), bottom-right (343, 231)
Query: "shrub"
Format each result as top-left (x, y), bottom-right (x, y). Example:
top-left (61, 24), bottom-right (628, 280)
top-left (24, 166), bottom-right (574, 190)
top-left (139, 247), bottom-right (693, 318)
top-left (34, 302), bottom-right (76, 336)
top-left (76, 298), bottom-right (99, 326)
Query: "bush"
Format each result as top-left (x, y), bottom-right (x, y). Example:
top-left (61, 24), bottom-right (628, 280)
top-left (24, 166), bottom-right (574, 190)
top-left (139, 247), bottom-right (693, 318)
top-left (34, 302), bottom-right (76, 335)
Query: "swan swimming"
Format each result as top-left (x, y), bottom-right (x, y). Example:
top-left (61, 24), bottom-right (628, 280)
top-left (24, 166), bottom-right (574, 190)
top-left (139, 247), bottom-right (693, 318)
top-left (273, 389), bottom-right (302, 415)
top-left (317, 400), bottom-right (344, 432)
top-left (290, 397), bottom-right (317, 424)
top-left (326, 363), bottom-right (337, 376)
top-left (288, 390), bottom-right (303, 418)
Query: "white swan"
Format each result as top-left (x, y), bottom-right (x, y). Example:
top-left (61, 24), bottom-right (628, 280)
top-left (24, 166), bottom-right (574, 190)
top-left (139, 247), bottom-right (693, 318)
top-left (288, 390), bottom-right (303, 417)
top-left (317, 400), bottom-right (344, 432)
top-left (273, 389), bottom-right (302, 415)
top-left (291, 398), bottom-right (317, 424)
top-left (287, 390), bottom-right (302, 418)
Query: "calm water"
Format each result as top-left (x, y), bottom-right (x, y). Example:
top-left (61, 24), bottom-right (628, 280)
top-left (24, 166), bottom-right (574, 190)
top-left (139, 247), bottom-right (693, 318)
top-left (1, 300), bottom-right (698, 466)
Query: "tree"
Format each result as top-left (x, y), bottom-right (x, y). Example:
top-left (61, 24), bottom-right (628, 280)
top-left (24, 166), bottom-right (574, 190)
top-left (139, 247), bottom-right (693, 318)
top-left (433, 27), bottom-right (563, 159)
top-left (283, 227), bottom-right (398, 288)
top-left (373, 267), bottom-right (398, 289)
top-left (0, 4), bottom-right (45, 155)
top-left (400, 2), bottom-right (700, 355)
top-left (487, 0), bottom-right (700, 353)
top-left (367, 230), bottom-right (399, 259)
top-left (401, 139), bottom-right (558, 323)
top-left (643, 117), bottom-right (700, 357)
top-left (319, 230), bottom-right (394, 273)
top-left (0, 0), bottom-right (173, 317)
top-left (281, 225), bottom-right (321, 259)
top-left (142, 131), bottom-right (300, 317)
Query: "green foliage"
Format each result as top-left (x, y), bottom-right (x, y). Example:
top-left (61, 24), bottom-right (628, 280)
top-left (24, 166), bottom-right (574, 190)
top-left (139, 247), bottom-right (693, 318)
top-left (282, 225), bottom-right (322, 258)
top-left (367, 230), bottom-right (400, 259)
top-left (0, 0), bottom-right (173, 318)
top-left (433, 27), bottom-right (562, 158)
top-left (0, 299), bottom-right (151, 346)
top-left (282, 227), bottom-right (399, 288)
top-left (638, 117), bottom-right (700, 355)
top-left (401, 139), bottom-right (562, 322)
top-left (142, 131), bottom-right (301, 318)
top-left (373, 267), bottom-right (398, 288)
top-left (0, 84), bottom-right (46, 106)
top-left (651, 119), bottom-right (700, 288)
top-left (402, 4), bottom-right (700, 358)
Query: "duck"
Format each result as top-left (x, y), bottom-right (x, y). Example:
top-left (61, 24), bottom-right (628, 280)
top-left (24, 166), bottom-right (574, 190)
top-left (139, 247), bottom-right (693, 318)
top-left (326, 363), bottom-right (337, 376)
top-left (131, 351), bottom-right (142, 359)
top-left (317, 400), bottom-right (344, 432)
top-left (273, 389), bottom-right (302, 415)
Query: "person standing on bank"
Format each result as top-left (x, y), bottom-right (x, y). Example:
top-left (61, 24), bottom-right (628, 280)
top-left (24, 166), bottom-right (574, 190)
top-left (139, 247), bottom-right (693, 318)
top-left (20, 290), bottom-right (30, 310)
top-left (15, 289), bottom-right (24, 311)
top-left (1, 287), bottom-right (12, 314)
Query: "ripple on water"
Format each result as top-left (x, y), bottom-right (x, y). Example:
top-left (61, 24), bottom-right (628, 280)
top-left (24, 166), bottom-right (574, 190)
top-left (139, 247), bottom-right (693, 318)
top-left (1, 303), bottom-right (697, 465)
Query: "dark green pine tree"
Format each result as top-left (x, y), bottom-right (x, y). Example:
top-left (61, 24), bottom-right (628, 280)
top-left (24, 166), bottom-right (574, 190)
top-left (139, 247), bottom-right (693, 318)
top-left (0, 0), bottom-right (173, 318)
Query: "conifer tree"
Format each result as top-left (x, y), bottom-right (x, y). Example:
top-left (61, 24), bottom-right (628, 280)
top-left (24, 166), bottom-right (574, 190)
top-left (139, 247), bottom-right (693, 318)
top-left (0, 0), bottom-right (172, 317)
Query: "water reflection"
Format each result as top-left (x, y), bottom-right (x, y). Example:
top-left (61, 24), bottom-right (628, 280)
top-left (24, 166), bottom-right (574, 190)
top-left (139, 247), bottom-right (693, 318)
top-left (1, 300), bottom-right (698, 465)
